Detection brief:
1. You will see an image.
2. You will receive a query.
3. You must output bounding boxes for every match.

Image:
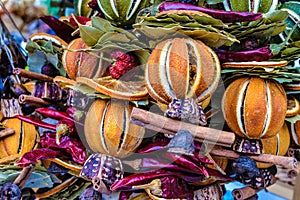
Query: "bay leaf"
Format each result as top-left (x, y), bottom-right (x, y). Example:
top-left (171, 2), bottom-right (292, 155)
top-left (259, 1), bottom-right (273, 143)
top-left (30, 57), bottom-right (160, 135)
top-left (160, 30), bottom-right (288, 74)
top-left (79, 25), bottom-right (104, 46)
top-left (91, 16), bottom-right (115, 32)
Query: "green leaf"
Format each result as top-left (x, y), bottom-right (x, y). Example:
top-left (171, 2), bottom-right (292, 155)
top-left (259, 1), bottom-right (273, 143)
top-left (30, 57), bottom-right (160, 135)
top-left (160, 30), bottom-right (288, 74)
top-left (264, 10), bottom-right (289, 23)
top-left (91, 16), bottom-right (115, 32)
top-left (25, 39), bottom-right (42, 53)
top-left (27, 50), bottom-right (46, 74)
top-left (79, 25), bottom-right (104, 46)
top-left (41, 41), bottom-right (54, 54)
top-left (285, 114), bottom-right (300, 123)
top-left (23, 172), bottom-right (55, 189)
top-left (206, 0), bottom-right (224, 4)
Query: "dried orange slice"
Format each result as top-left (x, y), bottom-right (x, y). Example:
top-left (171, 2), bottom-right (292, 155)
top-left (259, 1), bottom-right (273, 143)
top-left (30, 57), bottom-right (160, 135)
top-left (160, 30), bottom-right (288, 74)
top-left (29, 33), bottom-right (68, 48)
top-left (76, 76), bottom-right (148, 101)
top-left (222, 60), bottom-right (288, 69)
top-left (286, 95), bottom-right (300, 117)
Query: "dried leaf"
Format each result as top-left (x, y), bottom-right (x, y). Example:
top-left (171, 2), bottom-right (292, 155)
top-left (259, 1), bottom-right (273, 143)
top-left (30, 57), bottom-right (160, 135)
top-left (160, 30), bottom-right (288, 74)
top-left (79, 25), bottom-right (104, 46)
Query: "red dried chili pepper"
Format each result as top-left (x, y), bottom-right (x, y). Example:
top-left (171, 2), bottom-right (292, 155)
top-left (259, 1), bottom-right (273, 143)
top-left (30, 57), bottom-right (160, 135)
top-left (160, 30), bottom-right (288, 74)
top-left (214, 46), bottom-right (273, 63)
top-left (35, 107), bottom-right (84, 126)
top-left (16, 115), bottom-right (56, 130)
top-left (40, 132), bottom-right (86, 164)
top-left (137, 156), bottom-right (204, 175)
top-left (40, 15), bottom-right (77, 43)
top-left (110, 169), bottom-right (205, 191)
top-left (160, 151), bottom-right (209, 178)
top-left (65, 107), bottom-right (84, 122)
top-left (158, 2), bottom-right (262, 23)
top-left (16, 148), bottom-right (60, 167)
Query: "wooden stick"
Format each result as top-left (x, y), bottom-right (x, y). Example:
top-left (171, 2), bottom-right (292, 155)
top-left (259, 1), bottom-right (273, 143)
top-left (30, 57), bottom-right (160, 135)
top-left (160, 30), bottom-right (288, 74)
top-left (210, 149), bottom-right (298, 169)
top-left (130, 107), bottom-right (236, 148)
top-left (0, 128), bottom-right (15, 139)
top-left (18, 94), bottom-right (51, 107)
top-left (13, 68), bottom-right (53, 82)
top-left (232, 186), bottom-right (259, 200)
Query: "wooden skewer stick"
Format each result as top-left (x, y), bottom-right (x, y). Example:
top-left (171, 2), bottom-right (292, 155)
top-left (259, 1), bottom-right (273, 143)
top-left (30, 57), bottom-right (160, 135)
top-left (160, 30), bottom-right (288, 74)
top-left (130, 107), bottom-right (236, 147)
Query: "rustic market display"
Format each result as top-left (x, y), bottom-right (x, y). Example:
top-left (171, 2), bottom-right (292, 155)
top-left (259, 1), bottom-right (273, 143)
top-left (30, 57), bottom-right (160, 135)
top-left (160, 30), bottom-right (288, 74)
top-left (1, 0), bottom-right (300, 199)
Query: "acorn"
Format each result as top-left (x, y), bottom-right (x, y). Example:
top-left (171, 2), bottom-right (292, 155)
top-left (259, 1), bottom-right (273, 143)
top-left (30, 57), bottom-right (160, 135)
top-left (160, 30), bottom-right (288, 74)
top-left (145, 37), bottom-right (221, 105)
top-left (83, 99), bottom-right (145, 158)
top-left (222, 76), bottom-right (287, 139)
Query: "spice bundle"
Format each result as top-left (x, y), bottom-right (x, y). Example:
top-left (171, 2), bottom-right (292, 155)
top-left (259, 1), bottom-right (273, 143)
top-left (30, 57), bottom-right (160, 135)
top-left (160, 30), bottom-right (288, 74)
top-left (1, 0), bottom-right (300, 199)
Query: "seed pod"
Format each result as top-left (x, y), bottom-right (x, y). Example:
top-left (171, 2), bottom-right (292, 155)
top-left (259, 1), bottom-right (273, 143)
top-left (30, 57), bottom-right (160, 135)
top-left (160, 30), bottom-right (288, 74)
top-left (0, 118), bottom-right (38, 158)
top-left (84, 99), bottom-right (145, 158)
top-left (80, 154), bottom-right (123, 192)
top-left (194, 183), bottom-right (224, 200)
top-left (62, 38), bottom-right (109, 80)
top-left (222, 76), bottom-right (287, 139)
top-left (145, 37), bottom-right (221, 105)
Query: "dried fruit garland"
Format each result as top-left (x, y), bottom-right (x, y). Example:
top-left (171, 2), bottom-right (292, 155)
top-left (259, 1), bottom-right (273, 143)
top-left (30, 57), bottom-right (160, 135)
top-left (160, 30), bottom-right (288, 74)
top-left (0, 0), bottom-right (300, 199)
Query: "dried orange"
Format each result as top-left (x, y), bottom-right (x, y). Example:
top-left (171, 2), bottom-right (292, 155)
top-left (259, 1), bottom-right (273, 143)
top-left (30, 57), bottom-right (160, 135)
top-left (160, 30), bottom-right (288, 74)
top-left (222, 77), bottom-right (287, 139)
top-left (62, 38), bottom-right (109, 80)
top-left (0, 118), bottom-right (38, 158)
top-left (84, 99), bottom-right (145, 158)
top-left (257, 123), bottom-right (290, 168)
top-left (145, 37), bottom-right (220, 105)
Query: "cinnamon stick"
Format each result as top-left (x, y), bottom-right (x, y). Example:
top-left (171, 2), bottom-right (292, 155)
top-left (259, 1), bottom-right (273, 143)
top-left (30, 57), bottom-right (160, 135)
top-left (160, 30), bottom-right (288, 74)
top-left (13, 164), bottom-right (35, 189)
top-left (232, 186), bottom-right (259, 200)
top-left (0, 128), bottom-right (15, 139)
top-left (13, 68), bottom-right (53, 82)
top-left (288, 164), bottom-right (300, 178)
top-left (210, 149), bottom-right (298, 169)
top-left (19, 94), bottom-right (51, 107)
top-left (288, 147), bottom-right (300, 160)
top-left (130, 107), bottom-right (235, 147)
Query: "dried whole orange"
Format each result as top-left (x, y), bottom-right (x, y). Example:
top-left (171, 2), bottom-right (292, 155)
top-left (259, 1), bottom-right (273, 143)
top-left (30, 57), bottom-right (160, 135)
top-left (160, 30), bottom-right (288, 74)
top-left (0, 118), bottom-right (38, 158)
top-left (62, 38), bottom-right (109, 80)
top-left (145, 37), bottom-right (221, 105)
top-left (83, 99), bottom-right (145, 158)
top-left (257, 123), bottom-right (290, 168)
top-left (222, 77), bottom-right (287, 139)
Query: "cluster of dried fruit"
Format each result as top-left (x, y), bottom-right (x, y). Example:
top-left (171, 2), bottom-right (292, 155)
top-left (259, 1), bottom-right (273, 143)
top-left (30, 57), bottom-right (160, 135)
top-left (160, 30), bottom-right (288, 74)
top-left (1, 0), bottom-right (300, 199)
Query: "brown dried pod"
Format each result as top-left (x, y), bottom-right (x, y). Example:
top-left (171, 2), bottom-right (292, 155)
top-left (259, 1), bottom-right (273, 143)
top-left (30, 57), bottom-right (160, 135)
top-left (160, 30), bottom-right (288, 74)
top-left (80, 154), bottom-right (123, 189)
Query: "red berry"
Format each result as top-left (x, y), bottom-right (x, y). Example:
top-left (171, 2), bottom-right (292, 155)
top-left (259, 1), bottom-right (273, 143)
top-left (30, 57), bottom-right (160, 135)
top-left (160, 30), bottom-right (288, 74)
top-left (109, 50), bottom-right (139, 79)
